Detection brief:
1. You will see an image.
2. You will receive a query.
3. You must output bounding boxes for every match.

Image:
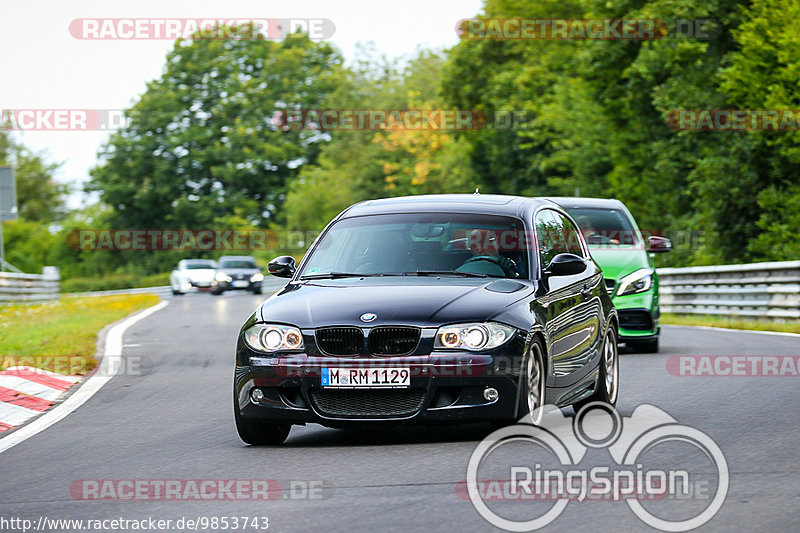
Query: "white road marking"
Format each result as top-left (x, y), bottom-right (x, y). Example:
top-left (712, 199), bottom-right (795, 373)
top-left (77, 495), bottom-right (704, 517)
top-left (4, 366), bottom-right (81, 383)
top-left (664, 324), bottom-right (800, 338)
top-left (0, 376), bottom-right (63, 401)
top-left (0, 402), bottom-right (42, 426)
top-left (0, 300), bottom-right (169, 455)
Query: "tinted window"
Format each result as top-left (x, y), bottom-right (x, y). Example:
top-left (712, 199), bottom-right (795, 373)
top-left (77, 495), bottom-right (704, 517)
top-left (563, 207), bottom-right (638, 245)
top-left (219, 259), bottom-right (257, 269)
top-left (535, 210), bottom-right (584, 268)
top-left (184, 261), bottom-right (215, 270)
top-left (300, 213), bottom-right (530, 279)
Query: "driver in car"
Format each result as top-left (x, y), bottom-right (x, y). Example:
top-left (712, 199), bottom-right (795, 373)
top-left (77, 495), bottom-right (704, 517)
top-left (456, 229), bottom-right (518, 278)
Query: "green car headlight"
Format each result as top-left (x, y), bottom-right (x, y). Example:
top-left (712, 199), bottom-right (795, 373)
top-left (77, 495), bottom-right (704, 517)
top-left (616, 268), bottom-right (654, 296)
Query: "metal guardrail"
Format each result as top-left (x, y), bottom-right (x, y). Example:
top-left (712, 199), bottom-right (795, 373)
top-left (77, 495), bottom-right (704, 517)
top-left (658, 260), bottom-right (800, 320)
top-left (0, 267), bottom-right (60, 303)
top-left (67, 277), bottom-right (288, 299)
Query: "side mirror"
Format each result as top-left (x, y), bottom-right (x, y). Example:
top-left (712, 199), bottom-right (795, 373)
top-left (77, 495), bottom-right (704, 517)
top-left (268, 256), bottom-right (297, 278)
top-left (544, 253), bottom-right (587, 277)
top-left (647, 235), bottom-right (672, 253)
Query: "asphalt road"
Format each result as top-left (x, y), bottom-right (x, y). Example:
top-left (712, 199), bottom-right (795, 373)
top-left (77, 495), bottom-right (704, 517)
top-left (1, 291), bottom-right (798, 532)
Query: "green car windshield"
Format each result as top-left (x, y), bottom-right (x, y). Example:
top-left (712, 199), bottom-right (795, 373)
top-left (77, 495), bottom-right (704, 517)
top-left (564, 207), bottom-right (641, 247)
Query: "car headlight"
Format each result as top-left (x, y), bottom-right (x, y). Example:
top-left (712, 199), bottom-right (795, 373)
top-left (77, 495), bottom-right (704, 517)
top-left (243, 324), bottom-right (304, 353)
top-left (215, 272), bottom-right (232, 282)
top-left (250, 272), bottom-right (265, 282)
top-left (616, 268), bottom-right (654, 296)
top-left (434, 322), bottom-right (516, 351)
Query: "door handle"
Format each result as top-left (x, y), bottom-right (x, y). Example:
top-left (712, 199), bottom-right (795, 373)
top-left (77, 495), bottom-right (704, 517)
top-left (580, 285), bottom-right (592, 299)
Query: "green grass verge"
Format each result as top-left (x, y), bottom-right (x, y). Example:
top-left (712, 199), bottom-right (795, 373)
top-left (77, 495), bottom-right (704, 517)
top-left (660, 313), bottom-right (800, 335)
top-left (0, 293), bottom-right (161, 374)
top-left (60, 272), bottom-right (170, 293)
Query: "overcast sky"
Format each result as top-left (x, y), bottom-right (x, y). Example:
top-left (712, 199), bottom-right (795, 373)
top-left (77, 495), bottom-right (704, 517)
top-left (0, 0), bottom-right (483, 208)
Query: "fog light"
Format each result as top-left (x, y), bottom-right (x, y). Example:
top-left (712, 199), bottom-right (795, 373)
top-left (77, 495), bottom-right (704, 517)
top-left (484, 387), bottom-right (498, 402)
top-left (250, 388), bottom-right (264, 402)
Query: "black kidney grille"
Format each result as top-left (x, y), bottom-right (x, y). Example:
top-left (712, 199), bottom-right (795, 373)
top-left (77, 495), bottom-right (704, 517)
top-left (368, 327), bottom-right (420, 355)
top-left (316, 327), bottom-right (364, 355)
top-left (311, 389), bottom-right (425, 417)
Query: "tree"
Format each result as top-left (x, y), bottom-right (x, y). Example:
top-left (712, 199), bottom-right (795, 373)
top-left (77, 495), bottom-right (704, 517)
top-left (0, 131), bottom-right (69, 222)
top-left (88, 27), bottom-right (346, 230)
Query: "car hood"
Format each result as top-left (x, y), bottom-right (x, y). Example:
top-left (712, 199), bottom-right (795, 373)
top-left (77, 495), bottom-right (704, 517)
top-left (258, 277), bottom-right (534, 328)
top-left (181, 269), bottom-right (216, 282)
top-left (588, 247), bottom-right (651, 281)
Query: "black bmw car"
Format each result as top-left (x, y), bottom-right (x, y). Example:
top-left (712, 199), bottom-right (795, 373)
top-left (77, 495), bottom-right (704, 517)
top-left (234, 195), bottom-right (619, 444)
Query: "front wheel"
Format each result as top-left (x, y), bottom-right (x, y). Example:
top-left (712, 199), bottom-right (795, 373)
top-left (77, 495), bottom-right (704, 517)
top-left (628, 337), bottom-right (659, 353)
top-left (574, 327), bottom-right (619, 412)
top-left (518, 338), bottom-right (547, 425)
top-left (234, 409), bottom-right (291, 445)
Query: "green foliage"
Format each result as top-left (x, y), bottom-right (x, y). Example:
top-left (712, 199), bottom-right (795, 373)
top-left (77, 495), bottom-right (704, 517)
top-left (281, 48), bottom-right (476, 236)
top-left (60, 272), bottom-right (169, 293)
top-left (443, 0), bottom-right (800, 266)
top-left (88, 28), bottom-right (346, 230)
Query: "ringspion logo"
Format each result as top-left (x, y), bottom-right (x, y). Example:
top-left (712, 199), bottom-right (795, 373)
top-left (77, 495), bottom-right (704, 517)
top-left (465, 403), bottom-right (728, 531)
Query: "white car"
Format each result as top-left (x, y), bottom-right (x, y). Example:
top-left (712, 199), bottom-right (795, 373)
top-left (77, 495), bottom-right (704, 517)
top-left (169, 259), bottom-right (218, 295)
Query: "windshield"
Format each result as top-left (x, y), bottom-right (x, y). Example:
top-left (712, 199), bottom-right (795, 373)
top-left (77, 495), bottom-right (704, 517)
top-left (184, 262), bottom-right (215, 270)
top-left (219, 259), bottom-right (257, 269)
top-left (563, 207), bottom-right (640, 246)
top-left (299, 213), bottom-right (529, 279)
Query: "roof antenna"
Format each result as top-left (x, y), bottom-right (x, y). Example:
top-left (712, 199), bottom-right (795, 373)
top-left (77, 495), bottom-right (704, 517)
top-left (474, 187), bottom-right (480, 195)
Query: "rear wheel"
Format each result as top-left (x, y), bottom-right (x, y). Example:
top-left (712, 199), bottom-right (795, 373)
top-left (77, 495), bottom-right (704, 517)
top-left (574, 327), bottom-right (619, 412)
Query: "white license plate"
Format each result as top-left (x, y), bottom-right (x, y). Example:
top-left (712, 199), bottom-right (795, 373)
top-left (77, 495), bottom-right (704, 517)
top-left (321, 368), bottom-right (410, 388)
top-left (232, 280), bottom-right (249, 287)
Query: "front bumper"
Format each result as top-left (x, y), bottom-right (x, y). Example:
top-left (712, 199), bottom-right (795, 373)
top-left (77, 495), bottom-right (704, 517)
top-left (213, 280), bottom-right (262, 291)
top-left (234, 355), bottom-right (523, 427)
top-left (612, 290), bottom-right (659, 338)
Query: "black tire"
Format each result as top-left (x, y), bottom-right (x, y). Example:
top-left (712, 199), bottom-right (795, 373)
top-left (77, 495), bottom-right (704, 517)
top-left (628, 337), bottom-right (659, 353)
top-left (234, 408), bottom-right (291, 445)
top-left (574, 327), bottom-right (619, 412)
top-left (517, 337), bottom-right (547, 425)
top-left (251, 287), bottom-right (262, 295)
top-left (211, 287), bottom-right (224, 296)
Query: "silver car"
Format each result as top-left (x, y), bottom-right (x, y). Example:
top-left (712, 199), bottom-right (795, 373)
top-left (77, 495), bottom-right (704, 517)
top-left (169, 259), bottom-right (218, 295)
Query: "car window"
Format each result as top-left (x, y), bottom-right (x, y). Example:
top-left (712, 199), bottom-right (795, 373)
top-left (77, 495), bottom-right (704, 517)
top-left (219, 259), bottom-right (257, 269)
top-left (535, 209), bottom-right (584, 268)
top-left (564, 207), bottom-right (638, 246)
top-left (300, 213), bottom-right (530, 279)
top-left (184, 262), bottom-right (215, 270)
top-left (551, 211), bottom-right (585, 257)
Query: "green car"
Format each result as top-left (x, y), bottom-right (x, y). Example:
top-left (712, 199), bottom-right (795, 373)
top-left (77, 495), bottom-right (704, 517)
top-left (550, 197), bottom-right (671, 353)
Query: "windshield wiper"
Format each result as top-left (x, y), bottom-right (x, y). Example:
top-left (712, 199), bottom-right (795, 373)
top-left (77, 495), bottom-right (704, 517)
top-left (300, 272), bottom-right (396, 280)
top-left (407, 270), bottom-right (489, 278)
